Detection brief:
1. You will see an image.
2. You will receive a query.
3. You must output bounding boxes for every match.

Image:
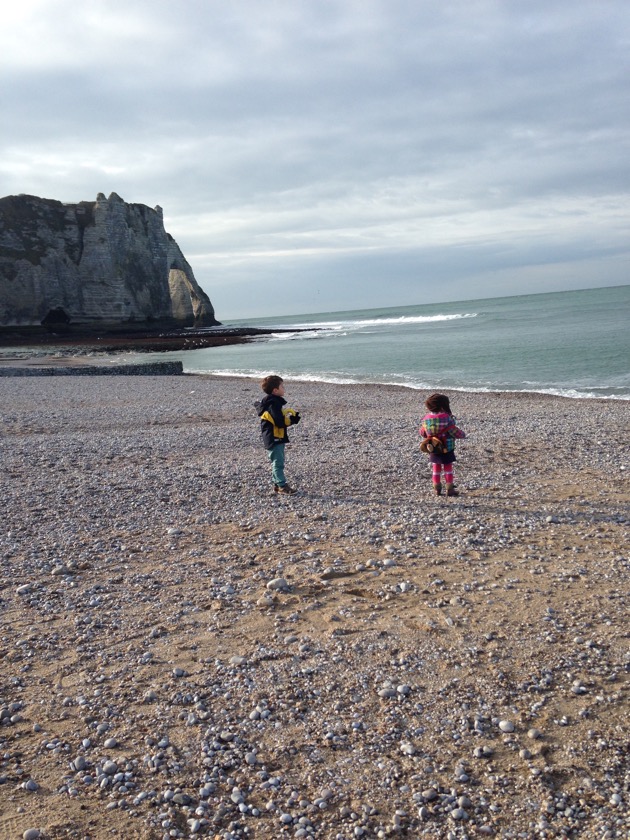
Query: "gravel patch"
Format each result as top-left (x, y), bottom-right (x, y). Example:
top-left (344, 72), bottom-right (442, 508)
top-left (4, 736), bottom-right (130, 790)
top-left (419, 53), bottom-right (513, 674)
top-left (0, 375), bottom-right (628, 839)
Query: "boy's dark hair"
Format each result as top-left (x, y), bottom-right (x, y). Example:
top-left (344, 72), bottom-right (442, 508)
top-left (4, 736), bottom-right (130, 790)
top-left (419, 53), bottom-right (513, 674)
top-left (261, 375), bottom-right (284, 394)
top-left (425, 393), bottom-right (451, 414)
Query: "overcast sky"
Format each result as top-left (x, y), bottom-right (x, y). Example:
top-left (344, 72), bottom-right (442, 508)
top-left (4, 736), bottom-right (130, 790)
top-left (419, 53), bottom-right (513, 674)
top-left (1, 0), bottom-right (628, 319)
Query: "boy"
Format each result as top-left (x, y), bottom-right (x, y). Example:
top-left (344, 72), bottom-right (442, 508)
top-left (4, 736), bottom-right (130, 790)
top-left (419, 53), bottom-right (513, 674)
top-left (256, 375), bottom-right (301, 494)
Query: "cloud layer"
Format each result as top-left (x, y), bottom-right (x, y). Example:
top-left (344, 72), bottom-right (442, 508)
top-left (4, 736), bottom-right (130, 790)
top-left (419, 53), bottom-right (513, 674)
top-left (2, 0), bottom-right (628, 318)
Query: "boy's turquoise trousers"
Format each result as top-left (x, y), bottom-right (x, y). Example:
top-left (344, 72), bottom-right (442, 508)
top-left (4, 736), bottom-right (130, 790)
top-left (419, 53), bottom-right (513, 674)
top-left (267, 442), bottom-right (286, 486)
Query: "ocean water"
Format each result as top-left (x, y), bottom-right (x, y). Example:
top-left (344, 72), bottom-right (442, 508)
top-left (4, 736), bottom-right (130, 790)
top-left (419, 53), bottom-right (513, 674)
top-left (159, 286), bottom-right (630, 399)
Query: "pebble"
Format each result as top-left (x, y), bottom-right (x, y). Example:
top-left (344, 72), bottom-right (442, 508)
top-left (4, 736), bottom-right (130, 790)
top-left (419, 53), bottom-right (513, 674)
top-left (1, 377), bottom-right (626, 840)
top-left (267, 577), bottom-right (290, 591)
top-left (229, 655), bottom-right (247, 666)
top-left (257, 595), bottom-right (275, 607)
top-left (377, 687), bottom-right (397, 698)
top-left (499, 719), bottom-right (515, 732)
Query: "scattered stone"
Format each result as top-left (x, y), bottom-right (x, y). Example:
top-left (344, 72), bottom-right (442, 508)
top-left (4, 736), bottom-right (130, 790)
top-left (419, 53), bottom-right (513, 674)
top-left (230, 655), bottom-right (247, 666)
top-left (267, 577), bottom-right (290, 591)
top-left (378, 687), bottom-right (397, 699)
top-left (0, 378), bottom-right (626, 840)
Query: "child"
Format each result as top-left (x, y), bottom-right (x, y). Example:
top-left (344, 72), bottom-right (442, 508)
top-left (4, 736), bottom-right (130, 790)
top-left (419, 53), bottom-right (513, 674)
top-left (420, 393), bottom-right (466, 497)
top-left (256, 375), bottom-right (301, 495)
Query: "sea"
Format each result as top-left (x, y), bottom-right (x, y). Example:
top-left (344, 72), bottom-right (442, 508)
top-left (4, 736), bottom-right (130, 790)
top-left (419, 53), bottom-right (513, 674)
top-left (150, 285), bottom-right (630, 400)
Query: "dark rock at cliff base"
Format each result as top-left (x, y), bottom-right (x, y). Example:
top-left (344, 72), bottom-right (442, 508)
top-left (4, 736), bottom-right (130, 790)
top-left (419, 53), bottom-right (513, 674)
top-left (0, 192), bottom-right (220, 329)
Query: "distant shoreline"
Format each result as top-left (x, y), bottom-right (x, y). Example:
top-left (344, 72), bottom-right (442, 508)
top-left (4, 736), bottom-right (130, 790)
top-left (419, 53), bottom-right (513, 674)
top-left (0, 323), bottom-right (303, 356)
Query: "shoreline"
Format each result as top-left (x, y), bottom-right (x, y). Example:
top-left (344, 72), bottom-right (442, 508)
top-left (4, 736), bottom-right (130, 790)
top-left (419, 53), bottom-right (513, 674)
top-left (0, 324), bottom-right (309, 355)
top-left (196, 370), bottom-right (630, 402)
top-left (1, 329), bottom-right (627, 401)
top-left (1, 376), bottom-right (628, 839)
top-left (2, 351), bottom-right (625, 401)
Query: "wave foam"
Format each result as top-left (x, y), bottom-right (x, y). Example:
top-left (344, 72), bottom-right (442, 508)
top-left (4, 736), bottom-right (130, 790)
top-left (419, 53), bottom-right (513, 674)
top-left (291, 313), bottom-right (478, 330)
top-left (183, 366), bottom-right (629, 399)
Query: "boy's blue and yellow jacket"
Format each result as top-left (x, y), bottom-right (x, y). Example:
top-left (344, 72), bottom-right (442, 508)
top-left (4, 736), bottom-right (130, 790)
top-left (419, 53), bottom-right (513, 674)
top-left (256, 394), bottom-right (301, 450)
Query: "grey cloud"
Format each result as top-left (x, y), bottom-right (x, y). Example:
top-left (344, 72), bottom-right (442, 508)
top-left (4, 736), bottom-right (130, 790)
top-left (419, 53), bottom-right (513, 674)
top-left (1, 0), bottom-right (628, 318)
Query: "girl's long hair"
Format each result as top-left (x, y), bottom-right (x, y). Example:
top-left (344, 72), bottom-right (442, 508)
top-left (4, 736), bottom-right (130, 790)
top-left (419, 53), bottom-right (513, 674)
top-left (425, 393), bottom-right (451, 414)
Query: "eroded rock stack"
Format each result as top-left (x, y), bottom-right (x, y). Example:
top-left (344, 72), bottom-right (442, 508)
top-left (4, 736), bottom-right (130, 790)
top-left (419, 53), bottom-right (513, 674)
top-left (0, 192), bottom-right (219, 328)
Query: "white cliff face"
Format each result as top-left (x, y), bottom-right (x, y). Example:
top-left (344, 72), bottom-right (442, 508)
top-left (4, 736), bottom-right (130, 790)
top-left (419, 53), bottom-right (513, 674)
top-left (168, 269), bottom-right (196, 323)
top-left (0, 192), bottom-right (218, 327)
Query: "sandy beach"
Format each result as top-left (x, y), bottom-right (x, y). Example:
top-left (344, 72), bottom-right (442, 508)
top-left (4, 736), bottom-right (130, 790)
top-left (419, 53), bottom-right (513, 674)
top-left (0, 375), bottom-right (628, 840)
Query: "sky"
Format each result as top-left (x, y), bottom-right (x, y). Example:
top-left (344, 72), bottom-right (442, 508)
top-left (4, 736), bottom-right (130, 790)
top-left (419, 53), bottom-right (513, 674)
top-left (1, 0), bottom-right (629, 320)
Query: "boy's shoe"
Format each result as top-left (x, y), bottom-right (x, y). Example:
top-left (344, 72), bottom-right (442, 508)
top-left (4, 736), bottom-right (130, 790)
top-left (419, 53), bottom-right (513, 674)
top-left (276, 484), bottom-right (297, 495)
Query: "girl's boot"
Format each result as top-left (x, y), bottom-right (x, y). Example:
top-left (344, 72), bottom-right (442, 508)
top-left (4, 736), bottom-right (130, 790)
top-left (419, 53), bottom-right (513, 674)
top-left (445, 483), bottom-right (459, 497)
top-left (434, 482), bottom-right (442, 496)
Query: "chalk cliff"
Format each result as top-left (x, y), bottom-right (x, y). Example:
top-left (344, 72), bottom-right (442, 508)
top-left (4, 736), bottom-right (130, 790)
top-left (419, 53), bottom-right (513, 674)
top-left (0, 192), bottom-right (219, 328)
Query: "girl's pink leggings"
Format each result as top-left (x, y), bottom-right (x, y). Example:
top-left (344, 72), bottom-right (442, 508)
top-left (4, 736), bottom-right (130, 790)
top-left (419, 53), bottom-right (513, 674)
top-left (432, 463), bottom-right (453, 485)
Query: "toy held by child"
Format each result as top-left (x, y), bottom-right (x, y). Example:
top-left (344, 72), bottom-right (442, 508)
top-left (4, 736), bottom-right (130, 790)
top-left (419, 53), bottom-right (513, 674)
top-left (256, 375), bottom-right (301, 495)
top-left (419, 393), bottom-right (466, 497)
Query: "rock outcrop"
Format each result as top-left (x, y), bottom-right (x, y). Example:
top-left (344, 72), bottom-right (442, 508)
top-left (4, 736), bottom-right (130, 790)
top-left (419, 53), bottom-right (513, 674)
top-left (0, 192), bottom-right (219, 328)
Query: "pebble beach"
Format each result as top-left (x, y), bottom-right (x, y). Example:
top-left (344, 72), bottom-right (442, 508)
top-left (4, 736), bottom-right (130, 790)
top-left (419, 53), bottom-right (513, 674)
top-left (0, 374), bottom-right (628, 840)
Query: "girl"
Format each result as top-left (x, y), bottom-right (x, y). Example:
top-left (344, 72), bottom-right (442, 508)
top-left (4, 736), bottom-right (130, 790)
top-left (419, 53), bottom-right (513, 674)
top-left (420, 393), bottom-right (466, 497)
